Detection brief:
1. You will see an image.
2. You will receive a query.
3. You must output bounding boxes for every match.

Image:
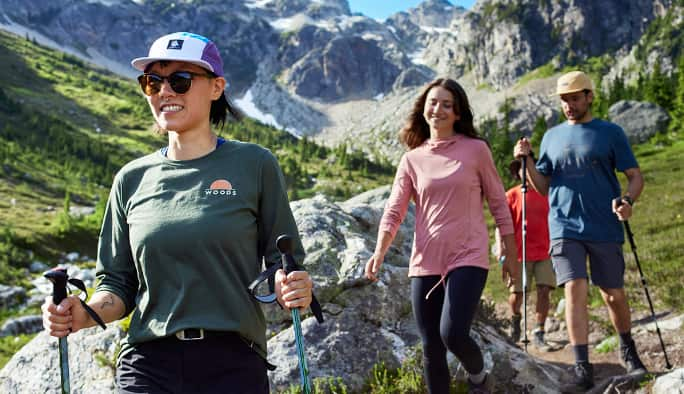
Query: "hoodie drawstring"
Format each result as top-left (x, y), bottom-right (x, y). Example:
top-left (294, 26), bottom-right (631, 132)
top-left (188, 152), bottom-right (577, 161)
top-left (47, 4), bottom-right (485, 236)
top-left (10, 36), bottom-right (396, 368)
top-left (425, 272), bottom-right (448, 300)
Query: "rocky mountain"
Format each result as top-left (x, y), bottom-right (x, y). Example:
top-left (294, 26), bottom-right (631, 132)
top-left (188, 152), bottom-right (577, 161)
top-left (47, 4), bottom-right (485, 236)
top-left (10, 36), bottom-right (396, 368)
top-left (0, 0), bottom-right (677, 159)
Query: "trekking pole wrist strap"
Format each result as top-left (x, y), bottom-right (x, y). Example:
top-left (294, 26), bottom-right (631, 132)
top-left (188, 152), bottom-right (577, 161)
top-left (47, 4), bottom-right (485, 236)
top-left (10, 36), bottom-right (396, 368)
top-left (67, 278), bottom-right (107, 330)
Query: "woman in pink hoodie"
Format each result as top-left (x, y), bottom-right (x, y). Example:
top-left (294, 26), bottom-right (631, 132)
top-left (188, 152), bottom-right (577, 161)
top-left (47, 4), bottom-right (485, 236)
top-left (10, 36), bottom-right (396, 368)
top-left (365, 78), bottom-right (517, 393)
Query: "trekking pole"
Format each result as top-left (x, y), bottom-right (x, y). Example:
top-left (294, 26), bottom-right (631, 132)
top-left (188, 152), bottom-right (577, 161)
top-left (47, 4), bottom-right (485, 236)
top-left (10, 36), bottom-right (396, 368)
top-left (614, 198), bottom-right (672, 369)
top-left (520, 155), bottom-right (530, 352)
top-left (44, 267), bottom-right (71, 394)
top-left (277, 235), bottom-right (312, 394)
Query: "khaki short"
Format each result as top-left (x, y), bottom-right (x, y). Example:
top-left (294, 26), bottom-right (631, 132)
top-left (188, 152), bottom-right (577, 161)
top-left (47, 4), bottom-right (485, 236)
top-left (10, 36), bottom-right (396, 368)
top-left (509, 259), bottom-right (556, 293)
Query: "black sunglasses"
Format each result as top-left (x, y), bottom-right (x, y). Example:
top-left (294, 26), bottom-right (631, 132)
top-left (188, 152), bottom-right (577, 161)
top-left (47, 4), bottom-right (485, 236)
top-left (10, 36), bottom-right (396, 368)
top-left (137, 71), bottom-right (214, 96)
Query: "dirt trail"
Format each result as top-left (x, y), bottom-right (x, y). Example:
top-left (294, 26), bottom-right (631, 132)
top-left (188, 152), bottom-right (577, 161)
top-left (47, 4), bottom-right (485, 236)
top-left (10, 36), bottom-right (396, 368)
top-left (494, 301), bottom-right (683, 388)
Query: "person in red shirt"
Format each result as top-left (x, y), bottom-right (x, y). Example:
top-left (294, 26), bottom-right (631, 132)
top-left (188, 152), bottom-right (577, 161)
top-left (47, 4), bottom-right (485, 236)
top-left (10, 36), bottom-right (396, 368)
top-left (497, 152), bottom-right (556, 351)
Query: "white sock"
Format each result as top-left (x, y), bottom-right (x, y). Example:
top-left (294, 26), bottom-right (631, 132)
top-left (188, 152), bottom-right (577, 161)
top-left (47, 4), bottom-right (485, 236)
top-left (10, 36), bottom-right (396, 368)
top-left (469, 370), bottom-right (487, 384)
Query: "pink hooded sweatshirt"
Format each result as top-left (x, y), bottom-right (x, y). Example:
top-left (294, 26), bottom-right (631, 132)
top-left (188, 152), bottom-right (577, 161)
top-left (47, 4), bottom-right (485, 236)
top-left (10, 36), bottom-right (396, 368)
top-left (379, 134), bottom-right (514, 282)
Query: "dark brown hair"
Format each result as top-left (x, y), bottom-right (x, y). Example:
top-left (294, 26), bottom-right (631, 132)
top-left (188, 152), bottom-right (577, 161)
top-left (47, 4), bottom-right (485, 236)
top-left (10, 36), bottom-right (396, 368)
top-left (211, 90), bottom-right (243, 129)
top-left (399, 78), bottom-right (480, 150)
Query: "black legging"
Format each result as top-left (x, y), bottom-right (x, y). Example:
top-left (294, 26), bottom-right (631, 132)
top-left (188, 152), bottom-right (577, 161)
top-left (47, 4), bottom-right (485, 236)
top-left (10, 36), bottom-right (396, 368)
top-left (411, 266), bottom-right (488, 394)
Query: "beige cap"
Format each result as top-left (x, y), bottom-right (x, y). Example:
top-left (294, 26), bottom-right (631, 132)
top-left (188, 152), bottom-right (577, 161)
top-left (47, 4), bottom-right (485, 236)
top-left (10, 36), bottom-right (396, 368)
top-left (553, 70), bottom-right (594, 95)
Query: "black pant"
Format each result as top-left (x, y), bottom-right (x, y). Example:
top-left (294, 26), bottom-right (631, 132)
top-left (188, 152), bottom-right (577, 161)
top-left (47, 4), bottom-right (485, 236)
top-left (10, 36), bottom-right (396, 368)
top-left (116, 332), bottom-right (269, 394)
top-left (411, 267), bottom-right (488, 394)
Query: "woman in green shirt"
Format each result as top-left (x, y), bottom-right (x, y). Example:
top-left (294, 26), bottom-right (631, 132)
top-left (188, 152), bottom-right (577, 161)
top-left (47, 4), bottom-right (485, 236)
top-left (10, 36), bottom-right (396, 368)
top-left (42, 32), bottom-right (313, 394)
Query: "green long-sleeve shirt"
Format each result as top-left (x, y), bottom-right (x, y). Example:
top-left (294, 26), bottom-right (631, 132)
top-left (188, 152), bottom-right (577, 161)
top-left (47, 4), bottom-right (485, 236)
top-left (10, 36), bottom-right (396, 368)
top-left (95, 139), bottom-right (304, 359)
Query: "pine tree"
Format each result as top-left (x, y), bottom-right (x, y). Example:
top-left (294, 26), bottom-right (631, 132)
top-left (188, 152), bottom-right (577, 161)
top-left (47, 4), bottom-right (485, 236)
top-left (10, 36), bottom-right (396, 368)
top-left (608, 74), bottom-right (626, 105)
top-left (668, 55), bottom-right (684, 135)
top-left (644, 60), bottom-right (675, 110)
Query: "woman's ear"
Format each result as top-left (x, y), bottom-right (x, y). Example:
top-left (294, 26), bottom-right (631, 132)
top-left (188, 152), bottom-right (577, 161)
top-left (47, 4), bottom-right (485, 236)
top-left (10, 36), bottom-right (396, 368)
top-left (211, 77), bottom-right (227, 100)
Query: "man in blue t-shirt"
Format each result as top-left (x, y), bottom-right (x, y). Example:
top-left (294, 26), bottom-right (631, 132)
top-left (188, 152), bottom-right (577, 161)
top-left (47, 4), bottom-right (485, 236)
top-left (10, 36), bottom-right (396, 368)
top-left (514, 71), bottom-right (646, 391)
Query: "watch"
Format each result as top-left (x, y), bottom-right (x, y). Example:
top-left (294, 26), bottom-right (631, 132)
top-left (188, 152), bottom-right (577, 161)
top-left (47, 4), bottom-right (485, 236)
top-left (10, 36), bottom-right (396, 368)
top-left (622, 195), bottom-right (634, 206)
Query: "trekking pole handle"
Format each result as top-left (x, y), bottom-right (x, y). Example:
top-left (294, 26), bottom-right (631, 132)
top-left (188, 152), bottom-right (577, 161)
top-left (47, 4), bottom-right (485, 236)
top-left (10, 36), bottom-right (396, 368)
top-left (44, 267), bottom-right (71, 394)
top-left (613, 197), bottom-right (636, 241)
top-left (520, 155), bottom-right (527, 191)
top-left (44, 268), bottom-right (69, 305)
top-left (276, 235), bottom-right (298, 274)
top-left (276, 234), bottom-right (324, 323)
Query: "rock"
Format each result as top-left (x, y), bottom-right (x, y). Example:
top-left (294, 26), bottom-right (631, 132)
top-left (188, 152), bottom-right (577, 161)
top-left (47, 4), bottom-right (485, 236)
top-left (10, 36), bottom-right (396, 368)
top-left (608, 100), bottom-right (670, 144)
top-left (28, 261), bottom-right (48, 273)
top-left (402, 0), bottom-right (466, 28)
top-left (555, 298), bottom-right (566, 317)
top-left (392, 66), bottom-right (433, 90)
top-left (0, 315), bottom-right (43, 337)
top-left (68, 205), bottom-right (95, 217)
top-left (0, 326), bottom-right (123, 393)
top-left (639, 313), bottom-right (684, 333)
top-left (0, 285), bottom-right (26, 309)
top-left (283, 36), bottom-right (401, 102)
top-left (652, 368), bottom-right (684, 394)
top-left (544, 317), bottom-right (561, 333)
top-left (65, 252), bottom-right (80, 262)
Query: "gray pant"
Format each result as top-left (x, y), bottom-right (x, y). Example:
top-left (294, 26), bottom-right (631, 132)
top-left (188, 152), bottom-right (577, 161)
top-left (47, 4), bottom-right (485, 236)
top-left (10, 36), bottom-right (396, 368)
top-left (549, 239), bottom-right (625, 288)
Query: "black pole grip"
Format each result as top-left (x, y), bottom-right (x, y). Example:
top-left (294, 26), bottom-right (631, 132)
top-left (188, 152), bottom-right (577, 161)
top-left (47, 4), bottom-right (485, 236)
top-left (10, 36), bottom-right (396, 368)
top-left (276, 234), bottom-right (324, 323)
top-left (520, 155), bottom-right (527, 191)
top-left (44, 268), bottom-right (69, 305)
top-left (277, 234), bottom-right (299, 274)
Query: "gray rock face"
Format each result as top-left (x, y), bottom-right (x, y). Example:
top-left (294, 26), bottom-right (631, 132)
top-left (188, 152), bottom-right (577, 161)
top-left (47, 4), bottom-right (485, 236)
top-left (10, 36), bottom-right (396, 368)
top-left (0, 285), bottom-right (25, 309)
top-left (0, 315), bottom-right (43, 337)
top-left (417, 0), bottom-right (663, 91)
top-left (0, 326), bottom-right (123, 393)
top-left (284, 36), bottom-right (401, 102)
top-left (0, 0), bottom-right (674, 148)
top-left (652, 368), bottom-right (684, 394)
top-left (249, 0), bottom-right (351, 20)
top-left (404, 0), bottom-right (466, 28)
top-left (608, 100), bottom-right (670, 143)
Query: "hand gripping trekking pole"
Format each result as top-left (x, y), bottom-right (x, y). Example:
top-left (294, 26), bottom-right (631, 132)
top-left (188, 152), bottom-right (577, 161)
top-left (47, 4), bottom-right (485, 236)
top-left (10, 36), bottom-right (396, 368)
top-left (44, 268), bottom-right (107, 394)
top-left (44, 267), bottom-right (71, 394)
top-left (614, 198), bottom-right (672, 369)
top-left (520, 155), bottom-right (530, 352)
top-left (277, 234), bottom-right (313, 394)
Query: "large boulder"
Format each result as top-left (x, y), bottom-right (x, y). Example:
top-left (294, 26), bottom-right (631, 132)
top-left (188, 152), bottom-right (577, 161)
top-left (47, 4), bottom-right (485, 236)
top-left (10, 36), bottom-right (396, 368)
top-left (608, 100), bottom-right (670, 144)
top-left (0, 326), bottom-right (123, 393)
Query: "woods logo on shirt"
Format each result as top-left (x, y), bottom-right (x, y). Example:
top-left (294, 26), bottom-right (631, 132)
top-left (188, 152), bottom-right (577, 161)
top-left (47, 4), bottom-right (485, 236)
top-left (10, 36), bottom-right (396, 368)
top-left (205, 179), bottom-right (237, 196)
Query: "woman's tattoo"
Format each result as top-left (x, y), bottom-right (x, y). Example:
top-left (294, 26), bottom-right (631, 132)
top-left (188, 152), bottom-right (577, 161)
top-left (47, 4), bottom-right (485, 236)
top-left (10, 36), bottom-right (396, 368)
top-left (100, 295), bottom-right (115, 310)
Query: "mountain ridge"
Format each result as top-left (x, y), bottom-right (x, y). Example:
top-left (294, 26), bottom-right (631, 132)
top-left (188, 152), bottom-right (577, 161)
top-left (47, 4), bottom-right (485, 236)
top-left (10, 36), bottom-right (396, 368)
top-left (1, 0), bottom-right (677, 148)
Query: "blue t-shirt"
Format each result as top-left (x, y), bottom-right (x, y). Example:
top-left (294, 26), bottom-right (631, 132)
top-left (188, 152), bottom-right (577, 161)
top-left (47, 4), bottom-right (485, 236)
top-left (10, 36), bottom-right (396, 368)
top-left (536, 119), bottom-right (638, 243)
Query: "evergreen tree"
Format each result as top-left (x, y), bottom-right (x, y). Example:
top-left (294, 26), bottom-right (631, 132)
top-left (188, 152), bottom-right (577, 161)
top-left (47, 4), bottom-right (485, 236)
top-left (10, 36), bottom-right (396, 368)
top-left (607, 74), bottom-right (627, 105)
top-left (644, 60), bottom-right (675, 110)
top-left (668, 55), bottom-right (684, 135)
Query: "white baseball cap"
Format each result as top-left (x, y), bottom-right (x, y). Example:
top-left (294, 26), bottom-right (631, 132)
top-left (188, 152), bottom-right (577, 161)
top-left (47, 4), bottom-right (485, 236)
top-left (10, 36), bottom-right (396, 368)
top-left (131, 32), bottom-right (224, 77)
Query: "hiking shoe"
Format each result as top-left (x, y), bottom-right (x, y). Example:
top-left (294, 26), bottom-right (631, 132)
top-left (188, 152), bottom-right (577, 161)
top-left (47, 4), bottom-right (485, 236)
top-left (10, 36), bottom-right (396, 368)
top-left (561, 362), bottom-right (594, 392)
top-left (532, 328), bottom-right (551, 351)
top-left (622, 340), bottom-right (648, 375)
top-left (510, 314), bottom-right (521, 342)
top-left (467, 374), bottom-right (490, 394)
